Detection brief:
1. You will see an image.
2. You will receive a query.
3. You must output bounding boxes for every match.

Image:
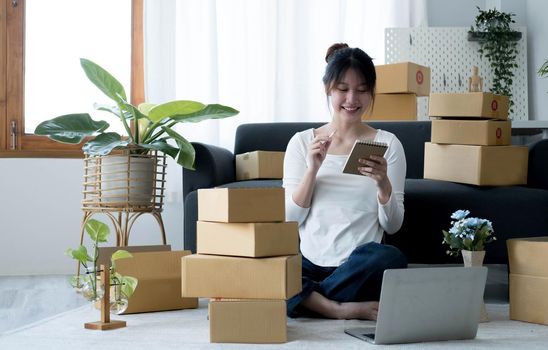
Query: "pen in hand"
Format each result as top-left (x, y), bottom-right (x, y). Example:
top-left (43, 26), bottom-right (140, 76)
top-left (320, 129), bottom-right (337, 145)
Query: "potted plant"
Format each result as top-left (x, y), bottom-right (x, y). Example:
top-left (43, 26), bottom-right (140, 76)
top-left (442, 209), bottom-right (496, 266)
top-left (468, 6), bottom-right (521, 114)
top-left (35, 58), bottom-right (239, 168)
top-left (68, 218), bottom-right (138, 314)
top-left (35, 59), bottom-right (239, 205)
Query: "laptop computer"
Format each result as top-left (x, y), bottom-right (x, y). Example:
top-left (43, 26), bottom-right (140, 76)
top-left (344, 266), bottom-right (488, 345)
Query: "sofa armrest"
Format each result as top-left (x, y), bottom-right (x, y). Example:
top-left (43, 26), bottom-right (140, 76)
top-left (528, 139), bottom-right (548, 191)
top-left (182, 142), bottom-right (236, 199)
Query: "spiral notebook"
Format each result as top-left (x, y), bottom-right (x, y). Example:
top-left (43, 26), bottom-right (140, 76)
top-left (342, 139), bottom-right (388, 175)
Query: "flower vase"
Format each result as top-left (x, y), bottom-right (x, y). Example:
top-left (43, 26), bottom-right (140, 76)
top-left (462, 250), bottom-right (488, 322)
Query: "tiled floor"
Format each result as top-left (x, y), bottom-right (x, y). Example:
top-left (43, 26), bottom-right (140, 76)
top-left (0, 264), bottom-right (509, 334)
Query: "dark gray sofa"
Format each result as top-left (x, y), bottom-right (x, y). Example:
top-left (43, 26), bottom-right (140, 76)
top-left (182, 121), bottom-right (548, 264)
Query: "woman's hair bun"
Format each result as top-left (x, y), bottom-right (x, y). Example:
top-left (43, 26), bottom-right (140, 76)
top-left (325, 43), bottom-right (349, 63)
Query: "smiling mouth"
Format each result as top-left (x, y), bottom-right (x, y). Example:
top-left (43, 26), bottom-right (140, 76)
top-left (342, 106), bottom-right (360, 112)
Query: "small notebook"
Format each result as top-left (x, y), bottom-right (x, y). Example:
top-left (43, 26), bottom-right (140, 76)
top-left (342, 140), bottom-right (388, 175)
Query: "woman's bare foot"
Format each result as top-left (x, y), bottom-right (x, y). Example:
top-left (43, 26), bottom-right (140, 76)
top-left (301, 291), bottom-right (379, 320)
top-left (338, 301), bottom-right (379, 320)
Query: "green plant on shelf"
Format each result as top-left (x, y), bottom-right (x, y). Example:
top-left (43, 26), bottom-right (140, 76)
top-left (469, 6), bottom-right (519, 115)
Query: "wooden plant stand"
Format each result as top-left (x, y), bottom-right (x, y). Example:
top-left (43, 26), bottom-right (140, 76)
top-left (85, 265), bottom-right (126, 330)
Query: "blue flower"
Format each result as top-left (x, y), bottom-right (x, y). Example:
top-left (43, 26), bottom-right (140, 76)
top-left (451, 210), bottom-right (470, 220)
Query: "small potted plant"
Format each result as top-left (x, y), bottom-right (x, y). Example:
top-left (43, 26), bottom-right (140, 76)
top-left (468, 6), bottom-right (521, 114)
top-left (68, 218), bottom-right (138, 314)
top-left (442, 209), bottom-right (496, 266)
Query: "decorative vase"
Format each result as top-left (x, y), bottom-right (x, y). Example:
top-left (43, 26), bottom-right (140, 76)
top-left (81, 267), bottom-right (105, 302)
top-left (109, 283), bottom-right (129, 315)
top-left (462, 250), bottom-right (489, 322)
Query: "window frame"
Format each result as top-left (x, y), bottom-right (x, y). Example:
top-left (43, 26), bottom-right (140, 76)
top-left (0, 0), bottom-right (144, 158)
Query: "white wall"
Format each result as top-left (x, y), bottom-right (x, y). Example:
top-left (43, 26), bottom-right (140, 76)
top-left (0, 158), bottom-right (183, 275)
top-left (2, 0), bottom-right (548, 276)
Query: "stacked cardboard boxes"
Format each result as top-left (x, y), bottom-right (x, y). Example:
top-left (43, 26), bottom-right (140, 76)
top-left (364, 62), bottom-right (430, 120)
top-left (425, 92), bottom-right (528, 186)
top-left (182, 187), bottom-right (302, 343)
top-left (507, 237), bottom-right (548, 325)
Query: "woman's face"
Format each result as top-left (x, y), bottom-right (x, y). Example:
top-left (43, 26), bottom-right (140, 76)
top-left (328, 68), bottom-right (372, 122)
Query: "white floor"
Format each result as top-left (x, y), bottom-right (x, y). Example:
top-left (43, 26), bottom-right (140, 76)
top-left (0, 264), bottom-right (509, 335)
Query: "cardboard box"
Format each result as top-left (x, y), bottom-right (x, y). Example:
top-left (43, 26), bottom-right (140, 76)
top-left (429, 92), bottom-right (509, 120)
top-left (97, 245), bottom-right (171, 268)
top-left (431, 119), bottom-right (511, 146)
top-left (507, 237), bottom-right (548, 325)
top-left (363, 93), bottom-right (417, 120)
top-left (115, 250), bottom-right (198, 314)
top-left (236, 151), bottom-right (285, 180)
top-left (424, 143), bottom-right (528, 186)
top-left (181, 254), bottom-right (301, 299)
top-left (509, 274), bottom-right (548, 325)
top-left (209, 299), bottom-right (287, 343)
top-left (507, 237), bottom-right (548, 277)
top-left (198, 187), bottom-right (285, 223)
top-left (197, 221), bottom-right (299, 257)
top-left (375, 62), bottom-right (431, 96)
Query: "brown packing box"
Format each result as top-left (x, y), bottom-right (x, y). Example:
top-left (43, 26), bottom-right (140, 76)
top-left (209, 299), bottom-right (287, 343)
top-left (97, 245), bottom-right (171, 268)
top-left (507, 237), bottom-right (548, 277)
top-left (363, 93), bottom-right (417, 120)
top-left (236, 151), bottom-right (285, 180)
top-left (507, 237), bottom-right (548, 325)
top-left (197, 221), bottom-right (299, 257)
top-left (115, 250), bottom-right (198, 314)
top-left (431, 119), bottom-right (511, 146)
top-left (429, 92), bottom-right (509, 120)
top-left (423, 142), bottom-right (528, 186)
top-left (181, 254), bottom-right (301, 299)
top-left (509, 274), bottom-right (548, 325)
top-left (375, 62), bottom-right (431, 96)
top-left (198, 187), bottom-right (285, 223)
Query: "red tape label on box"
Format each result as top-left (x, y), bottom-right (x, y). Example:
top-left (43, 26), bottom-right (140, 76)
top-left (496, 127), bottom-right (502, 139)
top-left (416, 70), bottom-right (424, 85)
top-left (491, 99), bottom-right (498, 111)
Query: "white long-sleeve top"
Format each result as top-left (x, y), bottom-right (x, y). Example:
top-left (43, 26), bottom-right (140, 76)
top-left (283, 128), bottom-right (406, 267)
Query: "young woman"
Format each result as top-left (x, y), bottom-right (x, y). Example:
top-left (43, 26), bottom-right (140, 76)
top-left (283, 43), bottom-right (407, 320)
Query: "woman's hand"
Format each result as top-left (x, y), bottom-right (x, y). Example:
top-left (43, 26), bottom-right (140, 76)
top-left (358, 155), bottom-right (392, 204)
top-left (307, 135), bottom-right (332, 173)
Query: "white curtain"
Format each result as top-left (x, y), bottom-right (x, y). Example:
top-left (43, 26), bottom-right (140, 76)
top-left (144, 0), bottom-right (427, 152)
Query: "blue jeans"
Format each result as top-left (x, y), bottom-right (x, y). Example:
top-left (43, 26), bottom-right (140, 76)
top-left (287, 242), bottom-right (407, 318)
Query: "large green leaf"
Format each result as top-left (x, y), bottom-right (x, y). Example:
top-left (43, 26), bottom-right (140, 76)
top-left (80, 58), bottom-right (127, 104)
top-left (162, 127), bottom-right (195, 169)
top-left (34, 113), bottom-right (109, 144)
top-left (170, 104), bottom-right (239, 123)
top-left (82, 132), bottom-right (128, 156)
top-left (85, 219), bottom-right (110, 243)
top-left (140, 139), bottom-right (180, 159)
top-left (148, 100), bottom-right (205, 123)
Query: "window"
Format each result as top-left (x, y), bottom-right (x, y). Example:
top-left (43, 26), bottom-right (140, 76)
top-left (0, 0), bottom-right (143, 157)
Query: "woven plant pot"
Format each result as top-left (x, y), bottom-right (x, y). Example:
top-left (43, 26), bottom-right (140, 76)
top-left (82, 150), bottom-right (166, 211)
